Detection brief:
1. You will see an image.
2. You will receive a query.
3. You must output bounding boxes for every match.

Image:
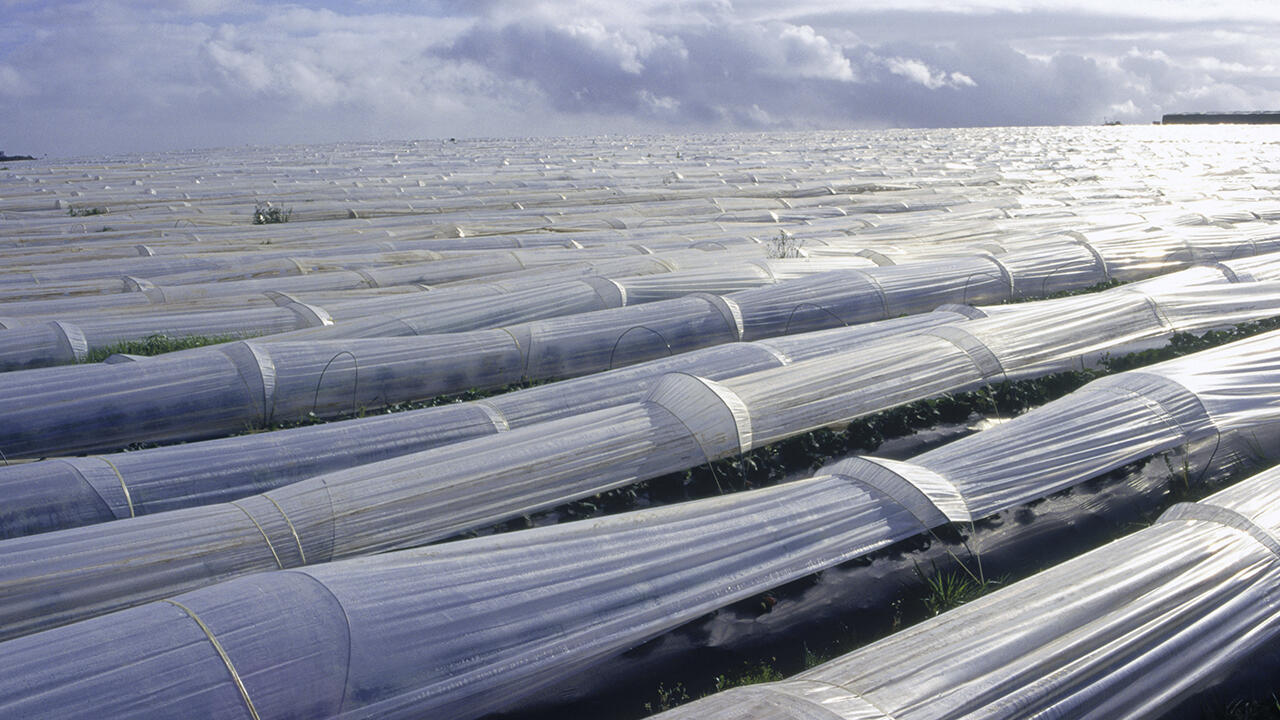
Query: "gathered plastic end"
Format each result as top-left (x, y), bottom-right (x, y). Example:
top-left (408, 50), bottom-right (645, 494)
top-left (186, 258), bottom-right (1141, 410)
top-left (285, 301), bottom-right (335, 328)
top-left (922, 325), bottom-right (1007, 384)
top-left (582, 275), bottom-right (628, 308)
top-left (824, 456), bottom-right (962, 526)
top-left (646, 372), bottom-right (752, 461)
top-left (50, 321), bottom-right (89, 364)
top-left (219, 341), bottom-right (278, 427)
top-left (691, 293), bottom-right (746, 341)
top-left (932, 302), bottom-right (989, 319)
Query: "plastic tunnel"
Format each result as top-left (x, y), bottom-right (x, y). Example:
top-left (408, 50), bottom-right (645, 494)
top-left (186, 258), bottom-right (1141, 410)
top-left (654, 462), bottom-right (1280, 720)
top-left (0, 309), bottom-right (966, 538)
top-left (0, 232), bottom-right (1267, 458)
top-left (1, 296), bottom-right (1279, 643)
top-left (1, 332), bottom-right (1278, 718)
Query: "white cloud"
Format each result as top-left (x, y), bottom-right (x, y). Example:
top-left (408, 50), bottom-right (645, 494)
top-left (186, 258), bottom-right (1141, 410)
top-left (637, 89), bottom-right (681, 115)
top-left (774, 23), bottom-right (856, 81)
top-left (558, 20), bottom-right (687, 75)
top-left (884, 57), bottom-right (976, 89)
top-left (203, 35), bottom-right (276, 93)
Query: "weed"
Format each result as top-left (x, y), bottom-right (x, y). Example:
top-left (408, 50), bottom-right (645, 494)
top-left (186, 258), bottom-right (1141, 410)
top-left (713, 660), bottom-right (784, 692)
top-left (1101, 316), bottom-right (1280, 373)
top-left (243, 379), bottom-right (549, 434)
top-left (643, 682), bottom-right (689, 713)
top-left (1001, 278), bottom-right (1123, 304)
top-left (915, 560), bottom-right (1005, 616)
top-left (67, 206), bottom-right (106, 217)
top-left (802, 643), bottom-right (825, 669)
top-left (766, 230), bottom-right (805, 259)
top-left (82, 333), bottom-right (244, 364)
top-left (252, 202), bottom-right (291, 224)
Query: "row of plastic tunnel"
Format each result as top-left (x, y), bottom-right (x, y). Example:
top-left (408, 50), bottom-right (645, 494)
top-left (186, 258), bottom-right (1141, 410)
top-left (5, 256), bottom-right (1280, 716)
top-left (4, 128), bottom-right (1280, 719)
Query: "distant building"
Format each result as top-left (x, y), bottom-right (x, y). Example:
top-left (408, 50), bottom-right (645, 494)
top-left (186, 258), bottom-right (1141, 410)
top-left (1162, 111), bottom-right (1280, 124)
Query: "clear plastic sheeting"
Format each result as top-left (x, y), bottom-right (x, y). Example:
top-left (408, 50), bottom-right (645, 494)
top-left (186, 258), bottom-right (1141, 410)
top-left (732, 255), bottom-right (1013, 338)
top-left (2, 345), bottom-right (1279, 719)
top-left (0, 247), bottom-right (787, 368)
top-left (0, 475), bottom-right (931, 720)
top-left (900, 330), bottom-right (1280, 521)
top-left (1, 235), bottom-right (1264, 457)
top-left (657, 463), bottom-right (1280, 720)
top-left (726, 274), bottom-right (1280, 450)
top-left (3, 301), bottom-right (1280, 641)
top-left (0, 310), bottom-right (963, 538)
top-left (0, 297), bottom-right (737, 456)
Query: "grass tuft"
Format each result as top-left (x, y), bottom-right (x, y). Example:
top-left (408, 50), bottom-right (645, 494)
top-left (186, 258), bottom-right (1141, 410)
top-left (916, 562), bottom-right (1005, 616)
top-left (83, 333), bottom-right (243, 364)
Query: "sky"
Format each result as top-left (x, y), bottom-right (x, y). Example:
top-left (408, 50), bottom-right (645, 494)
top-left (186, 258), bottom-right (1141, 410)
top-left (1, 0), bottom-right (1279, 157)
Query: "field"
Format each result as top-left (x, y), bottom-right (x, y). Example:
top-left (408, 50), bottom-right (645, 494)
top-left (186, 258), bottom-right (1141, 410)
top-left (2, 125), bottom-right (1280, 719)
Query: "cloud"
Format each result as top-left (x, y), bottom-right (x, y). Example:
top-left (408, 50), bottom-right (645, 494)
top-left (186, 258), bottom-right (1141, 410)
top-left (3, 0), bottom-right (1280, 156)
top-left (773, 23), bottom-right (857, 81)
top-left (884, 57), bottom-right (977, 89)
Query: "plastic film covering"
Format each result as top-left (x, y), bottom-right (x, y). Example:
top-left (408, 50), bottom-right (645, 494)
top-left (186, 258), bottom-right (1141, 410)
top-left (0, 272), bottom-right (1231, 533)
top-left (268, 278), bottom-right (626, 340)
top-left (723, 275), bottom-right (1280, 450)
top-left (0, 244), bottom-right (661, 298)
top-left (7, 300), bottom-right (1280, 636)
top-left (657, 464), bottom-right (1280, 720)
top-left (1077, 223), bottom-right (1280, 280)
top-left (991, 237), bottom-right (1108, 297)
top-left (0, 402), bottom-right (710, 637)
top-left (1143, 333), bottom-right (1280, 433)
top-left (754, 309), bottom-right (971, 362)
top-left (611, 257), bottom-right (876, 305)
top-left (899, 329), bottom-right (1280, 521)
top-left (0, 249), bottom-right (771, 366)
top-left (731, 333), bottom-right (993, 448)
top-left (0, 311), bottom-right (961, 538)
top-left (1222, 252), bottom-right (1280, 282)
top-left (2, 235), bottom-right (1274, 456)
top-left (732, 255), bottom-right (1014, 339)
top-left (0, 474), bottom-right (928, 720)
top-left (0, 305), bottom-right (325, 371)
top-left (0, 331), bottom-right (528, 455)
top-left (7, 357), bottom-right (1280, 718)
top-left (0, 294), bottom-right (741, 457)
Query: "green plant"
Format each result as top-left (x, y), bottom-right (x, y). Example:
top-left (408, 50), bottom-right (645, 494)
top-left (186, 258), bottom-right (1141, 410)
top-left (1002, 278), bottom-right (1123, 304)
top-left (713, 659), bottom-right (784, 692)
top-left (252, 202), bottom-right (291, 224)
top-left (67, 206), bottom-right (106, 217)
top-left (643, 682), bottom-right (690, 713)
top-left (916, 561), bottom-right (1004, 616)
top-left (802, 643), bottom-right (826, 669)
top-left (83, 333), bottom-right (244, 364)
top-left (1161, 445), bottom-right (1196, 496)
